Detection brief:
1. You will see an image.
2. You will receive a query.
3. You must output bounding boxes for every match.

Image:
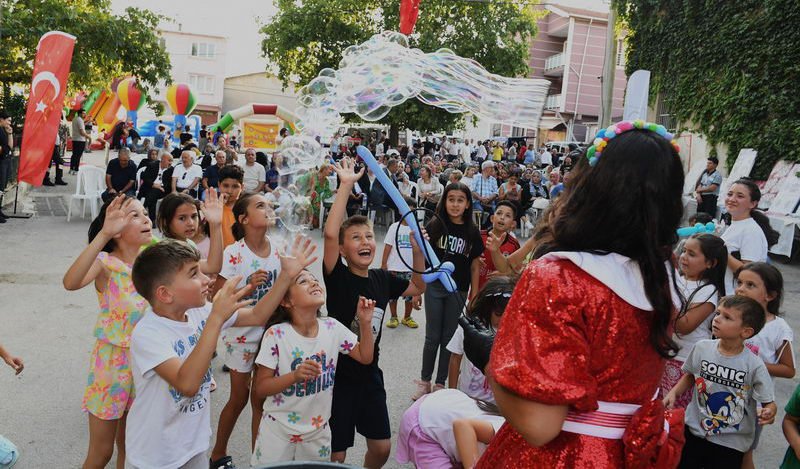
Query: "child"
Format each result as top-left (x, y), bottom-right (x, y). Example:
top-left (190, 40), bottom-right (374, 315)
top-left (250, 285), bottom-right (376, 465)
top-left (322, 157), bottom-right (427, 468)
top-left (63, 196), bottom-right (152, 468)
top-left (156, 191), bottom-right (223, 275)
top-left (0, 342), bottom-right (23, 468)
top-left (477, 201), bottom-right (519, 290)
top-left (497, 172), bottom-right (522, 205)
top-left (447, 276), bottom-right (514, 403)
top-left (781, 383), bottom-right (800, 468)
top-left (217, 165), bottom-right (245, 248)
top-left (660, 233), bottom-right (727, 408)
top-left (125, 236), bottom-right (316, 468)
top-left (396, 388), bottom-right (504, 469)
top-left (381, 196), bottom-right (421, 329)
top-left (415, 182), bottom-right (484, 401)
top-left (735, 262), bottom-right (794, 468)
top-left (209, 192), bottom-right (281, 468)
top-left (453, 414), bottom-right (500, 469)
top-left (664, 295), bottom-right (777, 467)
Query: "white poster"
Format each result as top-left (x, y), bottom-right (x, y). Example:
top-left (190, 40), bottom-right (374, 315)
top-left (718, 149), bottom-right (757, 207)
top-left (684, 157), bottom-right (708, 195)
top-left (768, 164), bottom-right (800, 215)
top-left (760, 160), bottom-right (796, 209)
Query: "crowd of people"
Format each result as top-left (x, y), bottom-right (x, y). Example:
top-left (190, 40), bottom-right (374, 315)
top-left (0, 115), bottom-right (798, 469)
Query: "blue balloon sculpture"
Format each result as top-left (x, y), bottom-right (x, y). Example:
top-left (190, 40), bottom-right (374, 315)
top-left (677, 222), bottom-right (716, 238)
top-left (355, 145), bottom-right (457, 292)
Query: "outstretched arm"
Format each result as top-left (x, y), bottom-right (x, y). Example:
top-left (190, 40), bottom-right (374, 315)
top-left (198, 189), bottom-right (224, 275)
top-left (491, 378), bottom-right (568, 447)
top-left (323, 158), bottom-right (364, 274)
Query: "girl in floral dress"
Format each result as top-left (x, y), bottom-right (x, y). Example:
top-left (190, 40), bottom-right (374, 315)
top-left (63, 196), bottom-right (152, 469)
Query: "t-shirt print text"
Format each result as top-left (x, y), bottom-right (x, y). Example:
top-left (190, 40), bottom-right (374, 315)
top-left (437, 235), bottom-right (469, 256)
top-left (168, 321), bottom-right (211, 413)
top-left (700, 360), bottom-right (747, 388)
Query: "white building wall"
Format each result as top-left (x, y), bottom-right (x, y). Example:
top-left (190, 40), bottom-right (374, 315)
top-left (222, 73), bottom-right (299, 114)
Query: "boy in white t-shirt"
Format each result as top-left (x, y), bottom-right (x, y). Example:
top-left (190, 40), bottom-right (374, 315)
top-left (126, 237), bottom-right (316, 469)
top-left (381, 197), bottom-right (420, 329)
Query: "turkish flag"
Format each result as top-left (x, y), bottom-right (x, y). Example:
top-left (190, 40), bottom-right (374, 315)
top-left (18, 31), bottom-right (76, 186)
top-left (399, 0), bottom-right (421, 35)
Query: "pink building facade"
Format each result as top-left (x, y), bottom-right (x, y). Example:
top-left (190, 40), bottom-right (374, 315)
top-left (529, 5), bottom-right (628, 144)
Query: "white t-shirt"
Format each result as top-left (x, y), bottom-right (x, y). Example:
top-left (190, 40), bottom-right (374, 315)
top-left (446, 326), bottom-right (495, 402)
top-left (674, 277), bottom-right (720, 361)
top-left (256, 318), bottom-right (357, 434)
top-left (418, 389), bottom-right (505, 462)
top-left (476, 145), bottom-right (487, 160)
top-left (383, 222), bottom-right (413, 273)
top-left (220, 238), bottom-right (281, 344)
top-left (243, 162), bottom-right (266, 191)
top-left (720, 218), bottom-right (768, 293)
top-left (127, 304), bottom-right (238, 469)
top-left (540, 150), bottom-right (553, 165)
top-left (746, 316), bottom-right (794, 366)
top-left (172, 164), bottom-right (203, 190)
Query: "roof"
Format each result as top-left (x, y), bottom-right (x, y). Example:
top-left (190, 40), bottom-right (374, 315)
top-left (545, 4), bottom-right (609, 21)
top-left (158, 29), bottom-right (227, 40)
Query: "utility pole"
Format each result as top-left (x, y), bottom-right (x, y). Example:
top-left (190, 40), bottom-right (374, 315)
top-left (599, 0), bottom-right (618, 128)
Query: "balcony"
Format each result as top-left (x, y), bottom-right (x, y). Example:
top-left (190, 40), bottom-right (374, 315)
top-left (545, 94), bottom-right (563, 111)
top-left (543, 52), bottom-right (565, 77)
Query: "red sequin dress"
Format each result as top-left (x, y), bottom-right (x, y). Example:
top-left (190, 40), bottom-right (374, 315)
top-left (477, 258), bottom-right (666, 468)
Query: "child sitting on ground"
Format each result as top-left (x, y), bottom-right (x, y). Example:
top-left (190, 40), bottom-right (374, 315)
top-left (381, 196), bottom-right (421, 329)
top-left (250, 283), bottom-right (376, 465)
top-left (124, 235), bottom-right (316, 468)
top-left (664, 295), bottom-right (777, 467)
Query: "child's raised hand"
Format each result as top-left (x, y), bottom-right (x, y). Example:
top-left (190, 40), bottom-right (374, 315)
top-left (293, 359), bottom-right (322, 383)
top-left (485, 231), bottom-right (501, 252)
top-left (356, 296), bottom-right (376, 325)
top-left (201, 188), bottom-right (224, 225)
top-left (279, 234), bottom-right (319, 279)
top-left (211, 275), bottom-right (254, 323)
top-left (100, 195), bottom-right (136, 238)
top-left (3, 355), bottom-right (23, 375)
top-left (247, 269), bottom-right (270, 288)
top-left (333, 157), bottom-right (364, 186)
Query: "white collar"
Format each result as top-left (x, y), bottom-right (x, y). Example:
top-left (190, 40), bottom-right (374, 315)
top-left (540, 251), bottom-right (681, 311)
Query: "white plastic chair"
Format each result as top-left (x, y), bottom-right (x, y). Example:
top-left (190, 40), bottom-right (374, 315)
top-left (135, 166), bottom-right (146, 200)
top-left (67, 166), bottom-right (105, 221)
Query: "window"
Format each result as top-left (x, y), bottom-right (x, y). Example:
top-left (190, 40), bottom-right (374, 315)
top-left (512, 126), bottom-right (525, 137)
top-left (188, 74), bottom-right (215, 94)
top-left (615, 38), bottom-right (626, 67)
top-left (491, 124), bottom-right (502, 137)
top-left (191, 41), bottom-right (215, 59)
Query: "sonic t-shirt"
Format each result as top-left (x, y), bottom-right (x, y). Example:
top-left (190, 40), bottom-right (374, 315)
top-left (682, 339), bottom-right (774, 452)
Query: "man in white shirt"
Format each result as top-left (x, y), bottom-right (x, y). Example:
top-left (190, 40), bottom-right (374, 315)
top-left (172, 150), bottom-right (203, 197)
top-left (242, 147), bottom-right (266, 192)
top-left (475, 140), bottom-right (488, 162)
top-left (69, 109), bottom-right (91, 174)
top-left (540, 147), bottom-right (553, 167)
top-left (459, 139), bottom-right (472, 165)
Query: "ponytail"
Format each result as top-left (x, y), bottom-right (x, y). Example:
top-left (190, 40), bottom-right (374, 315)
top-left (750, 209), bottom-right (780, 247)
top-left (231, 192), bottom-right (258, 241)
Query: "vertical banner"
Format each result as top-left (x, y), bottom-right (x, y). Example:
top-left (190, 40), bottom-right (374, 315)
top-left (19, 31), bottom-right (76, 186)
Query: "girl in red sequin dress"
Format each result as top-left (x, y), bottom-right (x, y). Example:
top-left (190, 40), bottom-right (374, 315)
top-left (477, 124), bottom-right (687, 468)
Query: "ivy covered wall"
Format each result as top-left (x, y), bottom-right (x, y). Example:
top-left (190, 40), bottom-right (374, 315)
top-left (617, 0), bottom-right (800, 179)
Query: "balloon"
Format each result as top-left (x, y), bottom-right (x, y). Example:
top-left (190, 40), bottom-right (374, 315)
top-left (116, 77), bottom-right (146, 112)
top-left (399, 0), bottom-right (421, 35)
top-left (676, 222), bottom-right (716, 237)
top-left (166, 83), bottom-right (197, 116)
top-left (293, 30), bottom-right (550, 138)
top-left (356, 145), bottom-right (457, 292)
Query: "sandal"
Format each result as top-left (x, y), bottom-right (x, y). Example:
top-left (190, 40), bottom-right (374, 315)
top-left (209, 455), bottom-right (236, 469)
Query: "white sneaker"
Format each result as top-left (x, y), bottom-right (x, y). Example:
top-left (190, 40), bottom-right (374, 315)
top-left (411, 379), bottom-right (431, 401)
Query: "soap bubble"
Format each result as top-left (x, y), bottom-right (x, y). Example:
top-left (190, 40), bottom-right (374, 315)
top-left (275, 135), bottom-right (326, 175)
top-left (266, 180), bottom-right (315, 250)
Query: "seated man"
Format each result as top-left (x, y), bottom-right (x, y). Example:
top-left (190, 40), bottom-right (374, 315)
top-left (202, 150), bottom-right (227, 200)
top-left (102, 147), bottom-right (137, 202)
top-left (139, 151), bottom-right (174, 223)
top-left (172, 150), bottom-right (202, 198)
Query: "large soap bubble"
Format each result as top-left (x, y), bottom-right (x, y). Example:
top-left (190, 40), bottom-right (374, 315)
top-left (276, 135), bottom-right (326, 175)
top-left (294, 30), bottom-right (551, 138)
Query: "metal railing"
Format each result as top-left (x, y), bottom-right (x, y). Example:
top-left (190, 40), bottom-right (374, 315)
top-left (544, 52), bottom-right (565, 71)
top-left (545, 94), bottom-right (563, 110)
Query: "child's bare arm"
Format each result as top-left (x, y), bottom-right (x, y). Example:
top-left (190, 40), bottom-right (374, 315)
top-left (766, 341), bottom-right (795, 378)
top-left (0, 343), bottom-right (23, 375)
top-left (674, 303), bottom-right (715, 335)
top-left (453, 418), bottom-right (496, 469)
top-left (784, 413), bottom-right (800, 460)
top-left (254, 361), bottom-right (321, 398)
top-left (663, 373), bottom-right (694, 408)
top-left (349, 297), bottom-right (375, 364)
top-left (402, 229), bottom-right (428, 297)
top-left (380, 244), bottom-right (392, 270)
top-left (324, 158), bottom-right (364, 275)
top-left (199, 188), bottom-right (224, 275)
top-left (759, 401), bottom-right (777, 425)
top-left (448, 353), bottom-right (462, 389)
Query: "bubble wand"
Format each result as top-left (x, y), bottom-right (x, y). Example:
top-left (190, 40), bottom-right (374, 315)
top-left (355, 145), bottom-right (457, 292)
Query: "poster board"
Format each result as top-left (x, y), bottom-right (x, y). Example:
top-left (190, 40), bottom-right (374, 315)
top-left (683, 157), bottom-right (707, 195)
top-left (768, 164), bottom-right (800, 215)
top-left (718, 149), bottom-right (757, 207)
top-left (242, 119), bottom-right (281, 151)
top-left (760, 160), bottom-right (796, 209)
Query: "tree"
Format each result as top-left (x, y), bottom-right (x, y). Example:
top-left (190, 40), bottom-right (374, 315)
top-left (0, 0), bottom-right (172, 98)
top-left (617, 0), bottom-right (800, 178)
top-left (261, 0), bottom-right (539, 135)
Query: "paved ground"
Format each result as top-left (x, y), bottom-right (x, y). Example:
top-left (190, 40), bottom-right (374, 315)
top-left (0, 165), bottom-right (797, 468)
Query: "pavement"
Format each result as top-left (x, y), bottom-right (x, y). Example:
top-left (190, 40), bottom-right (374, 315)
top-left (0, 162), bottom-right (798, 468)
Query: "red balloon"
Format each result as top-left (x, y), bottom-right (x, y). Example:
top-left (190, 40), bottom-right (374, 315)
top-left (399, 0), bottom-right (421, 35)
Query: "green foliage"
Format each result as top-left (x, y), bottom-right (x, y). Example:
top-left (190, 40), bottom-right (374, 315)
top-left (261, 0), bottom-right (539, 133)
top-left (617, 0), bottom-right (800, 178)
top-left (0, 0), bottom-right (172, 96)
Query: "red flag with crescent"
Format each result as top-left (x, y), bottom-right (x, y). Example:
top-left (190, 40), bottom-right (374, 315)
top-left (19, 31), bottom-right (76, 186)
top-left (399, 0), bottom-right (421, 35)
